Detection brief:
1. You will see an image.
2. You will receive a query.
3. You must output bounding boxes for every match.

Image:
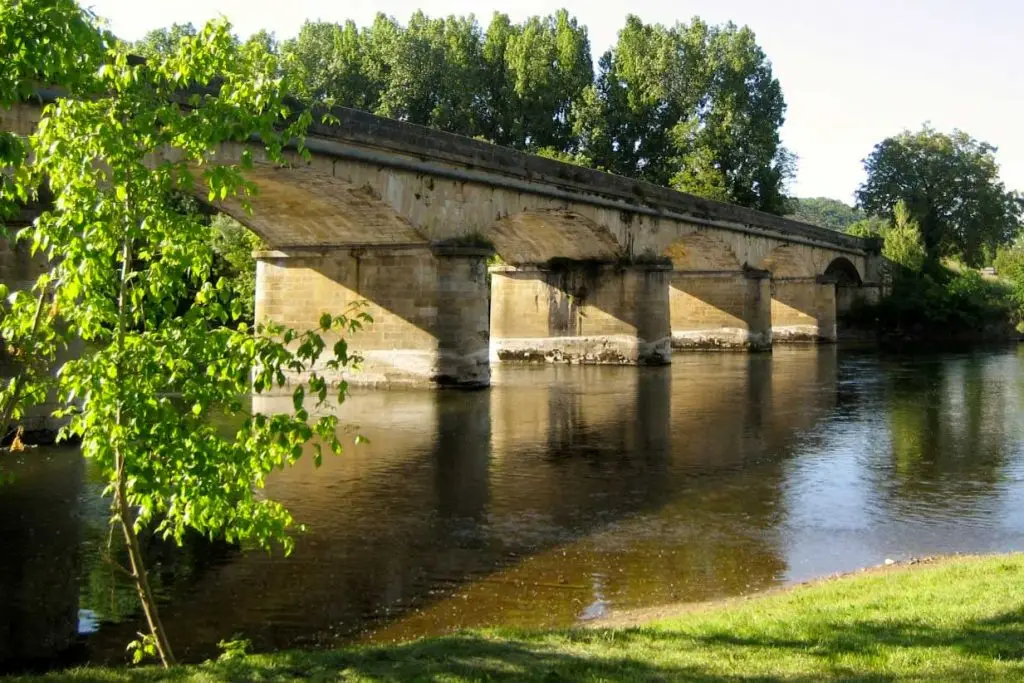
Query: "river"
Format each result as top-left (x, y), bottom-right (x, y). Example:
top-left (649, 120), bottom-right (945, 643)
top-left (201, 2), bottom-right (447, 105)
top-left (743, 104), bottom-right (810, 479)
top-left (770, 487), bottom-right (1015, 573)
top-left (3, 345), bottom-right (1024, 666)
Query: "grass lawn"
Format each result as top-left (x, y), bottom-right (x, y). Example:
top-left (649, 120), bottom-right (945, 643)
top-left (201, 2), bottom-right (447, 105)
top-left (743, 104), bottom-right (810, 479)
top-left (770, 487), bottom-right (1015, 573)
top-left (9, 554), bottom-right (1024, 681)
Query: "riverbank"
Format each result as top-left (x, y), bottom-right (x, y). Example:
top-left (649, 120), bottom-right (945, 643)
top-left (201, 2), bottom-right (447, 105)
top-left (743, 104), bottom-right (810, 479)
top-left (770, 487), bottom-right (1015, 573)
top-left (9, 553), bottom-right (1024, 681)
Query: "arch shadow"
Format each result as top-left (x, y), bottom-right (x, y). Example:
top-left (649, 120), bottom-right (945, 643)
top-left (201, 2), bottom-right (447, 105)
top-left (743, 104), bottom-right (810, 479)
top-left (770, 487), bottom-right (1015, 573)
top-left (823, 257), bottom-right (864, 286)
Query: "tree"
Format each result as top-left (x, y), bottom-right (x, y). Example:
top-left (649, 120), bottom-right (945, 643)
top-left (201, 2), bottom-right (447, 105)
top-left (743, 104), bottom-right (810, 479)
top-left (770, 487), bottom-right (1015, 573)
top-left (573, 15), bottom-right (793, 214)
top-left (857, 126), bottom-right (1023, 266)
top-left (6, 13), bottom-right (369, 667)
top-left (787, 197), bottom-right (864, 231)
top-left (883, 200), bottom-right (927, 272)
top-left (284, 10), bottom-right (593, 152)
top-left (360, 12), bottom-right (485, 131)
top-left (209, 214), bottom-right (262, 325)
top-left (131, 22), bottom-right (198, 59)
top-left (572, 17), bottom-right (679, 184)
top-left (499, 9), bottom-right (592, 151)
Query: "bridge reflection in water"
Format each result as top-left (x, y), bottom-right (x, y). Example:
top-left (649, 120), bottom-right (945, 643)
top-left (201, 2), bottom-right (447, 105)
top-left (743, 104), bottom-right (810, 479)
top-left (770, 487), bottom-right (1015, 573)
top-left (6, 346), bottom-right (1024, 666)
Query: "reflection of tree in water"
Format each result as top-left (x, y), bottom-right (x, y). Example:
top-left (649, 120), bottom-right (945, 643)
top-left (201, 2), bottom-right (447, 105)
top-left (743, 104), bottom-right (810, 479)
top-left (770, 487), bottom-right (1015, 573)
top-left (883, 353), bottom-right (1016, 511)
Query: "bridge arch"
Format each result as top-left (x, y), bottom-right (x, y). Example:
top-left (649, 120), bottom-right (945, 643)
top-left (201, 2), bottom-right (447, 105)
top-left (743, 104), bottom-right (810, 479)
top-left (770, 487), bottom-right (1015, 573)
top-left (663, 232), bottom-right (742, 272)
top-left (210, 163), bottom-right (428, 248)
top-left (757, 244), bottom-right (818, 278)
top-left (484, 209), bottom-right (622, 265)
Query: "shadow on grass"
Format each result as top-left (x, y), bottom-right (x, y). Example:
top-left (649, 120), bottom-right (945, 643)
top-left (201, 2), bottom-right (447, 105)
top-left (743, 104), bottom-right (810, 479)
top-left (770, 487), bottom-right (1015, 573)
top-left (27, 635), bottom-right (736, 682)
top-left (673, 605), bottom-right (1024, 663)
top-left (20, 605), bottom-right (1024, 682)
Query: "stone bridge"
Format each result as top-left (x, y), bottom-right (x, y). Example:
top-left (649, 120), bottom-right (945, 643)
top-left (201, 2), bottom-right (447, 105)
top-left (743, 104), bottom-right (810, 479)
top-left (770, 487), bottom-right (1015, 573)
top-left (2, 102), bottom-right (884, 389)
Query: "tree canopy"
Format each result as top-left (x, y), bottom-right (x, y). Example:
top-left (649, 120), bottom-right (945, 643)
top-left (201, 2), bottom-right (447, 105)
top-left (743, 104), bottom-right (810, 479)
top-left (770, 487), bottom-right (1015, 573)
top-left (574, 15), bottom-right (792, 214)
top-left (856, 126), bottom-right (1023, 266)
top-left (276, 10), bottom-right (593, 155)
top-left (786, 197), bottom-right (864, 231)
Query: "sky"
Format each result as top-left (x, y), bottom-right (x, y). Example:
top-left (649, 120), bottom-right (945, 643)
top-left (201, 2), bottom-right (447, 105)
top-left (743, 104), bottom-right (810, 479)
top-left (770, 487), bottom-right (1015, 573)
top-left (84, 0), bottom-right (1024, 204)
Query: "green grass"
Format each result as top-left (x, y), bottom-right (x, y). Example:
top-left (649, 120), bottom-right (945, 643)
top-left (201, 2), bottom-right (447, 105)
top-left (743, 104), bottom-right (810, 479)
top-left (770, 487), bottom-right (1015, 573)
top-left (12, 554), bottom-right (1024, 681)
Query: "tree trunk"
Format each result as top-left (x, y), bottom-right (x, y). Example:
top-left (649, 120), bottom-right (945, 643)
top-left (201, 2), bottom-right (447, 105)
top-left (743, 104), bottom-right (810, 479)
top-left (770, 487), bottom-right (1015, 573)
top-left (112, 237), bottom-right (176, 667)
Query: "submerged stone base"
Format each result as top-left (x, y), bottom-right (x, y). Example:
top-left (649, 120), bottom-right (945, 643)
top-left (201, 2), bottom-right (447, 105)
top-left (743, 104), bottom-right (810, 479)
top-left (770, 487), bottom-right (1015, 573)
top-left (772, 324), bottom-right (838, 344)
top-left (346, 348), bottom-right (490, 388)
top-left (671, 328), bottom-right (772, 352)
top-left (492, 335), bottom-right (671, 365)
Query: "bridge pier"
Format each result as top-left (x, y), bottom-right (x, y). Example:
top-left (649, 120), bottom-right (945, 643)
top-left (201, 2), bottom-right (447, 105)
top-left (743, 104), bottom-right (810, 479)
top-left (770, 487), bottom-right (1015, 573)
top-left (255, 244), bottom-right (492, 388)
top-left (770, 277), bottom-right (837, 343)
top-left (669, 269), bottom-right (772, 351)
top-left (489, 262), bottom-right (672, 365)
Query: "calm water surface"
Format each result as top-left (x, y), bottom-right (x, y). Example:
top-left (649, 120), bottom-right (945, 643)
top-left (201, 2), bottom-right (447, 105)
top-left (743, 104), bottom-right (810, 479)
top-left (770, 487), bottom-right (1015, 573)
top-left (4, 345), bottom-right (1024, 664)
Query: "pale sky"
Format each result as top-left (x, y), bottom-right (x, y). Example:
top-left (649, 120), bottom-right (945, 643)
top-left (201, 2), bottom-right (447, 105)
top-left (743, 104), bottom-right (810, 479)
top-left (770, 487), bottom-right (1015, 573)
top-left (85, 0), bottom-right (1024, 203)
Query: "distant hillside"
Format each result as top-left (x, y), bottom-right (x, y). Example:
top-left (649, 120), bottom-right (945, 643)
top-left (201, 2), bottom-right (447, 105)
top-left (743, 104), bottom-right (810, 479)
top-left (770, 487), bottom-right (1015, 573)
top-left (787, 197), bottom-right (864, 232)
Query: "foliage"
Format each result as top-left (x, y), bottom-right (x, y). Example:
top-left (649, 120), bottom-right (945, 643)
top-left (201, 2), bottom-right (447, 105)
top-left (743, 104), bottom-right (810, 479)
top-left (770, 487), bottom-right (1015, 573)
top-left (786, 197), bottom-right (864, 231)
top-left (882, 200), bottom-right (926, 272)
top-left (132, 23), bottom-right (277, 61)
top-left (279, 9), bottom-right (592, 154)
top-left (846, 216), bottom-right (889, 238)
top-left (533, 146), bottom-right (591, 168)
top-left (5, 11), bottom-right (371, 666)
top-left (130, 22), bottom-right (198, 59)
top-left (993, 244), bottom-right (1024, 329)
top-left (279, 19), bottom-right (375, 110)
top-left (574, 15), bottom-right (793, 214)
top-left (273, 11), bottom-right (792, 214)
top-left (857, 125), bottom-right (1023, 266)
top-left (209, 214), bottom-right (261, 325)
top-left (844, 265), bottom-right (1012, 337)
top-left (216, 637), bottom-right (253, 662)
top-left (0, 0), bottom-right (111, 444)
top-left (17, 554), bottom-right (1024, 681)
top-left (0, 0), bottom-right (107, 221)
